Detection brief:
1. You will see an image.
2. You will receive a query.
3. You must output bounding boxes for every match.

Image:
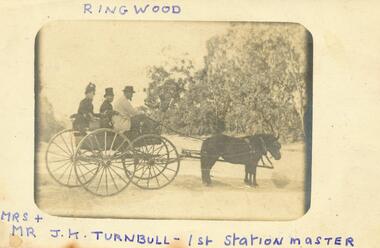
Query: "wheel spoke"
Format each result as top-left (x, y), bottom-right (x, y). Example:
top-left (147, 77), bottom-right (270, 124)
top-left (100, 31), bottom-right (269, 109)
top-left (153, 144), bottom-right (165, 156)
top-left (66, 165), bottom-right (74, 185)
top-left (114, 139), bottom-right (127, 153)
top-left (81, 163), bottom-right (99, 174)
top-left (108, 166), bottom-right (129, 184)
top-left (158, 168), bottom-right (170, 182)
top-left (49, 158), bottom-right (71, 163)
top-left (134, 165), bottom-right (145, 173)
top-left (76, 163), bottom-right (87, 182)
top-left (109, 133), bottom-right (118, 151)
top-left (107, 167), bottom-right (119, 191)
top-left (142, 143), bottom-right (149, 154)
top-left (104, 131), bottom-right (107, 156)
top-left (48, 150), bottom-right (69, 158)
top-left (94, 134), bottom-right (103, 152)
top-left (152, 163), bottom-right (164, 174)
top-left (80, 166), bottom-right (98, 177)
top-left (52, 160), bottom-right (71, 172)
top-left (77, 163), bottom-right (98, 182)
top-left (109, 164), bottom-right (126, 171)
top-left (60, 133), bottom-right (73, 155)
top-left (150, 144), bottom-right (156, 155)
top-left (95, 168), bottom-right (105, 193)
top-left (70, 132), bottom-right (75, 153)
top-left (156, 150), bottom-right (172, 158)
top-left (155, 163), bottom-right (176, 172)
top-left (105, 166), bottom-right (108, 194)
top-left (151, 166), bottom-right (161, 187)
top-left (58, 162), bottom-right (72, 181)
top-left (147, 144), bottom-right (154, 154)
top-left (52, 141), bottom-right (71, 157)
top-left (135, 165), bottom-right (149, 184)
top-left (82, 139), bottom-right (103, 161)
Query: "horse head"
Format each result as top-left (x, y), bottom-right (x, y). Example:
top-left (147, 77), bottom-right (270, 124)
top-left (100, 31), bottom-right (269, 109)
top-left (258, 134), bottom-right (282, 160)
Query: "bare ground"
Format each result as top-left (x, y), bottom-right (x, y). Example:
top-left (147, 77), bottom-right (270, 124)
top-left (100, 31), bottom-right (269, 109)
top-left (35, 135), bottom-right (308, 221)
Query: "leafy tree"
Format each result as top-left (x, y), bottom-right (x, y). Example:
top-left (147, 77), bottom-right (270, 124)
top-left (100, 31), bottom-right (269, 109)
top-left (144, 23), bottom-right (311, 142)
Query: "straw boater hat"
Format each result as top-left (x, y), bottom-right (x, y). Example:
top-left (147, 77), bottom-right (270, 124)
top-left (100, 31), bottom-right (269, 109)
top-left (122, 86), bottom-right (136, 93)
top-left (104, 87), bottom-right (114, 97)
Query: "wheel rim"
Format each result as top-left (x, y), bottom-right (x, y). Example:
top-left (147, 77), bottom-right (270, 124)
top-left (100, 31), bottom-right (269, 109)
top-left (74, 129), bottom-right (135, 196)
top-left (131, 135), bottom-right (180, 190)
top-left (45, 129), bottom-right (80, 187)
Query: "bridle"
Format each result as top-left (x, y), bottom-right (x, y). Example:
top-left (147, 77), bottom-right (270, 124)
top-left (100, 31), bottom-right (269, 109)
top-left (243, 136), bottom-right (273, 166)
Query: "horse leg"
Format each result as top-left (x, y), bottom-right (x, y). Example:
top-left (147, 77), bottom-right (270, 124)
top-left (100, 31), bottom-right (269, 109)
top-left (252, 165), bottom-right (258, 187)
top-left (201, 155), bottom-right (217, 186)
top-left (200, 157), bottom-right (207, 184)
top-left (244, 165), bottom-right (250, 185)
top-left (205, 158), bottom-right (217, 186)
top-left (249, 172), bottom-right (253, 186)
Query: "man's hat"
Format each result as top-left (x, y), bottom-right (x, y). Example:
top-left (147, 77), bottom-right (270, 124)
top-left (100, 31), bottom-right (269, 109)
top-left (85, 82), bottom-right (96, 94)
top-left (122, 86), bottom-right (136, 93)
top-left (104, 87), bottom-right (114, 97)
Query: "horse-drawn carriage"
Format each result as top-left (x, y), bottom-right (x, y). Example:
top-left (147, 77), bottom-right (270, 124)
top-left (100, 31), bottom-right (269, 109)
top-left (45, 115), bottom-right (180, 197)
top-left (46, 114), bottom-right (280, 197)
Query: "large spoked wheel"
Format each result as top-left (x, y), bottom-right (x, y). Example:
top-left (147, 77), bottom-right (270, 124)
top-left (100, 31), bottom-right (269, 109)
top-left (46, 129), bottom-right (80, 187)
top-left (131, 134), bottom-right (180, 190)
top-left (73, 129), bottom-right (136, 197)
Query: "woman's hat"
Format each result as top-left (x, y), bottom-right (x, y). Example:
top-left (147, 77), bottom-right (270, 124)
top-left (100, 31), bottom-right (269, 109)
top-left (104, 87), bottom-right (114, 97)
top-left (122, 86), bottom-right (136, 93)
top-left (85, 82), bottom-right (96, 94)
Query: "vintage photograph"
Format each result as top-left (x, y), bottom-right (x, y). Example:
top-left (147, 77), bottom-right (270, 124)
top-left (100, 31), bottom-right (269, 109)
top-left (34, 21), bottom-right (312, 220)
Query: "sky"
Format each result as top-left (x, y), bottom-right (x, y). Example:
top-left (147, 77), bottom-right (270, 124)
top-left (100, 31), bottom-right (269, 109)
top-left (37, 21), bottom-right (231, 121)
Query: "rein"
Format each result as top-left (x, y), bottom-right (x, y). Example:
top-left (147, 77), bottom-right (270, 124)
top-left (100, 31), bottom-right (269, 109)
top-left (144, 115), bottom-right (274, 166)
top-left (144, 115), bottom-right (206, 141)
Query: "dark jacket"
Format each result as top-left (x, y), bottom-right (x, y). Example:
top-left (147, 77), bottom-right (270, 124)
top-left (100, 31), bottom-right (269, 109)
top-left (73, 98), bottom-right (94, 134)
top-left (99, 100), bottom-right (113, 128)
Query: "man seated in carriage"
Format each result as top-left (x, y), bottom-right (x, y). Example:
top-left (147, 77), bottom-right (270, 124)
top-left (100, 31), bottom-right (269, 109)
top-left (112, 85), bottom-right (160, 141)
top-left (113, 86), bottom-right (141, 132)
top-left (99, 87), bottom-right (116, 128)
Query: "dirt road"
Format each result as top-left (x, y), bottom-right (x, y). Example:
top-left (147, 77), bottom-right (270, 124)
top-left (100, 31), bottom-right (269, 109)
top-left (35, 135), bottom-right (308, 220)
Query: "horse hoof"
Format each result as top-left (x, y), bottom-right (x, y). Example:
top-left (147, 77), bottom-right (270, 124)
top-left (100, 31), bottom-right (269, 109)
top-left (203, 181), bottom-right (212, 187)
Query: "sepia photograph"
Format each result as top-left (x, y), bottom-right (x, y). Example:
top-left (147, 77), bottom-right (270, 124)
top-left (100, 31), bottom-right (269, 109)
top-left (34, 21), bottom-right (312, 220)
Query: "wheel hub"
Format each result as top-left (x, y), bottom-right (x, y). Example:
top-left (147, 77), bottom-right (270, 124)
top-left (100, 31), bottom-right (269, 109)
top-left (147, 159), bottom-right (155, 166)
top-left (102, 160), bottom-right (112, 168)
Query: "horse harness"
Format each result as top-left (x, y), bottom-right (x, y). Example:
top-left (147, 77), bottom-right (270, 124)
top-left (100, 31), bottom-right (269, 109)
top-left (243, 137), bottom-right (273, 167)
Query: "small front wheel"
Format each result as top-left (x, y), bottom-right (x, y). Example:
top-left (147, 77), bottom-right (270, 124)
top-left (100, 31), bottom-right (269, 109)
top-left (131, 135), bottom-right (180, 190)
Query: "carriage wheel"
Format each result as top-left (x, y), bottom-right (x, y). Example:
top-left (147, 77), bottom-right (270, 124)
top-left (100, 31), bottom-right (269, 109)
top-left (46, 129), bottom-right (80, 187)
top-left (73, 129), bottom-right (136, 197)
top-left (130, 134), bottom-right (180, 190)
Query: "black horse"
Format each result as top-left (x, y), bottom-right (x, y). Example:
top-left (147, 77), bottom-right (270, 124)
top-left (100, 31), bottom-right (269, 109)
top-left (200, 133), bottom-right (281, 186)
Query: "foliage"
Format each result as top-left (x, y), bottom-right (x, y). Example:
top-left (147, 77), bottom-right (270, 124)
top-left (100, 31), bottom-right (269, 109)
top-left (39, 96), bottom-right (65, 142)
top-left (144, 23), bottom-right (310, 142)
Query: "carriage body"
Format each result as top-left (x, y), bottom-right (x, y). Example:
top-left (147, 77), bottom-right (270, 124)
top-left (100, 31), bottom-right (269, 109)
top-left (45, 115), bottom-right (180, 196)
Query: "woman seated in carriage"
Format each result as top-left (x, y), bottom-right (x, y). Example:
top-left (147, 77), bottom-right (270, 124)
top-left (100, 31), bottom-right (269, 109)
top-left (72, 83), bottom-right (99, 136)
top-left (73, 83), bottom-right (159, 142)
